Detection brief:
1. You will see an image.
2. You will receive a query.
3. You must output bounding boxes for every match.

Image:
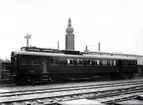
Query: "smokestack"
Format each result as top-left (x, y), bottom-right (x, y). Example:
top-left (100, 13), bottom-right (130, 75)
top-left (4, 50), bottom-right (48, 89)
top-left (98, 42), bottom-right (100, 51)
top-left (84, 45), bottom-right (89, 52)
top-left (57, 41), bottom-right (59, 50)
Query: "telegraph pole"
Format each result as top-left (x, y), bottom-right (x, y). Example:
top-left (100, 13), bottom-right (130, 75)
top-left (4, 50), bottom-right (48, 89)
top-left (24, 34), bottom-right (31, 47)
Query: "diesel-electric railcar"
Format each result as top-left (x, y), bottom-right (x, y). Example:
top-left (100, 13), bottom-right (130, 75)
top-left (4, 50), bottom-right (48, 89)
top-left (10, 50), bottom-right (138, 83)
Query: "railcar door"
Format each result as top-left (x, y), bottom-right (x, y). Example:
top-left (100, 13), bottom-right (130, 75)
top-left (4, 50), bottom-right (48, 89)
top-left (42, 59), bottom-right (47, 73)
top-left (117, 60), bottom-right (123, 73)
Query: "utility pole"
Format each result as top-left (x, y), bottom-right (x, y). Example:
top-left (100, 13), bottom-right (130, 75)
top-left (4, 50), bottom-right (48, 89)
top-left (24, 34), bottom-right (31, 47)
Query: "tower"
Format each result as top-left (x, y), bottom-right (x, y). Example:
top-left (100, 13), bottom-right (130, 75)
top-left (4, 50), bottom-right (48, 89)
top-left (65, 18), bottom-right (75, 50)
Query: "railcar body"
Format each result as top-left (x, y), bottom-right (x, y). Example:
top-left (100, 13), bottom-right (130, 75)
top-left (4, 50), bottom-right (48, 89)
top-left (136, 56), bottom-right (143, 76)
top-left (10, 50), bottom-right (138, 83)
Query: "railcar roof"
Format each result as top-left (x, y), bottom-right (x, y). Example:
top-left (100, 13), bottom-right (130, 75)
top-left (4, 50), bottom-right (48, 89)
top-left (14, 51), bottom-right (137, 60)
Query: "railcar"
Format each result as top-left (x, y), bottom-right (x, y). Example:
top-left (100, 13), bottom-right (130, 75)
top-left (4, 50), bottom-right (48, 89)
top-left (10, 50), bottom-right (138, 83)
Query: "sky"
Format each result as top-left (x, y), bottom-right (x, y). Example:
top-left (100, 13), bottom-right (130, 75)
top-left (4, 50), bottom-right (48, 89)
top-left (0, 0), bottom-right (143, 59)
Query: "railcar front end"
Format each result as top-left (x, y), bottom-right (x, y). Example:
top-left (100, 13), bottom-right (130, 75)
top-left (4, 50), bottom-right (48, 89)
top-left (11, 52), bottom-right (50, 83)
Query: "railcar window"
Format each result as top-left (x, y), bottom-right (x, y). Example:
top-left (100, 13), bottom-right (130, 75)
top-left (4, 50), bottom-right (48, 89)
top-left (41, 59), bottom-right (47, 64)
top-left (77, 59), bottom-right (83, 65)
top-left (31, 58), bottom-right (41, 64)
top-left (51, 58), bottom-right (58, 65)
top-left (128, 60), bottom-right (136, 65)
top-left (134, 61), bottom-right (137, 65)
top-left (59, 57), bottom-right (66, 65)
top-left (31, 60), bottom-right (36, 64)
top-left (15, 56), bottom-right (17, 60)
top-left (95, 60), bottom-right (100, 66)
top-left (113, 60), bottom-right (116, 66)
top-left (102, 60), bottom-right (107, 66)
top-left (21, 57), bottom-right (26, 65)
top-left (128, 61), bottom-right (130, 65)
top-left (124, 60), bottom-right (128, 65)
top-left (109, 60), bottom-right (113, 66)
top-left (21, 56), bottom-right (31, 65)
top-left (85, 59), bottom-right (92, 65)
top-left (67, 58), bottom-right (73, 64)
top-left (92, 60), bottom-right (95, 65)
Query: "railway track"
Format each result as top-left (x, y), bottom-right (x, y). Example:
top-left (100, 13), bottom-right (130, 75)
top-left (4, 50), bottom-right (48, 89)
top-left (1, 77), bottom-right (143, 92)
top-left (1, 80), bottom-right (143, 97)
top-left (1, 78), bottom-right (143, 104)
top-left (92, 87), bottom-right (143, 104)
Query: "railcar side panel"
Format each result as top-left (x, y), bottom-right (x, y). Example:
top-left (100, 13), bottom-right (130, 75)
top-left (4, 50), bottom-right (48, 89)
top-left (48, 66), bottom-right (117, 74)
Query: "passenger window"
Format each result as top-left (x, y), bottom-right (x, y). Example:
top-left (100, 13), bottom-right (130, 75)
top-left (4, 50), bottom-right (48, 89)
top-left (124, 60), bottom-right (128, 65)
top-left (85, 59), bottom-right (92, 65)
top-left (31, 60), bottom-right (36, 64)
top-left (31, 58), bottom-right (40, 65)
top-left (67, 58), bottom-right (73, 64)
top-left (59, 57), bottom-right (66, 65)
top-left (77, 59), bottom-right (83, 65)
top-left (21, 56), bottom-right (30, 65)
top-left (51, 57), bottom-right (58, 65)
top-left (95, 60), bottom-right (100, 66)
top-left (92, 60), bottom-right (95, 65)
top-left (113, 60), bottom-right (116, 66)
top-left (102, 60), bottom-right (107, 66)
top-left (109, 60), bottom-right (113, 66)
top-left (129, 60), bottom-right (136, 65)
top-left (134, 61), bottom-right (137, 65)
top-left (21, 57), bottom-right (26, 65)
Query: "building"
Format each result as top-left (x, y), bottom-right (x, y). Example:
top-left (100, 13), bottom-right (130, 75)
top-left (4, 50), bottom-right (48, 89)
top-left (65, 18), bottom-right (75, 50)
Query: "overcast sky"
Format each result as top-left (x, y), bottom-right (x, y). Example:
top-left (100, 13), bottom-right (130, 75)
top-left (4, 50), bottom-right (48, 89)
top-left (0, 0), bottom-right (143, 59)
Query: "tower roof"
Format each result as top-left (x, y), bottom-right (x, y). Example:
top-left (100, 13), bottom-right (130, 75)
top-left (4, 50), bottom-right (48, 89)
top-left (66, 18), bottom-right (74, 33)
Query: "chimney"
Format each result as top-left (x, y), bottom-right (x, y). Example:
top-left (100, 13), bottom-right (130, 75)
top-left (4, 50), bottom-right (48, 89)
top-left (57, 41), bottom-right (59, 50)
top-left (98, 42), bottom-right (100, 51)
top-left (84, 45), bottom-right (89, 52)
